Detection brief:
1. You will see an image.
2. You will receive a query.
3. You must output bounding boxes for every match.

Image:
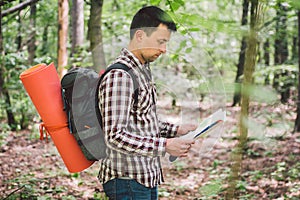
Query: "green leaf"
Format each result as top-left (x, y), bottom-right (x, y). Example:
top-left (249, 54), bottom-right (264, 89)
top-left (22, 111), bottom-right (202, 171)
top-left (150, 0), bottom-right (161, 6)
top-left (289, 0), bottom-right (300, 9)
top-left (170, 1), bottom-right (181, 11)
top-left (185, 47), bottom-right (192, 53)
top-left (174, 0), bottom-right (185, 6)
top-left (187, 27), bottom-right (200, 32)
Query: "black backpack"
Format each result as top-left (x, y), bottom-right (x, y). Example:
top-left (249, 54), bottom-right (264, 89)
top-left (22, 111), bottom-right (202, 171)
top-left (61, 63), bottom-right (139, 161)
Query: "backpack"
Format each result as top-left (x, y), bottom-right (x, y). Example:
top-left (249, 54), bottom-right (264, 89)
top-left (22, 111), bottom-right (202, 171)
top-left (61, 63), bottom-right (139, 161)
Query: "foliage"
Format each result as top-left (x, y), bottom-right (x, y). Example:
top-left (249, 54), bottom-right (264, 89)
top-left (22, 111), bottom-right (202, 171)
top-left (0, 0), bottom-right (278, 129)
top-left (0, 52), bottom-right (39, 130)
top-left (255, 65), bottom-right (298, 97)
top-left (68, 46), bottom-right (93, 69)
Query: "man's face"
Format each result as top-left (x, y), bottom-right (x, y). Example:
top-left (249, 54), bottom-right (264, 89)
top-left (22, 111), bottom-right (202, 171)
top-left (139, 24), bottom-right (171, 63)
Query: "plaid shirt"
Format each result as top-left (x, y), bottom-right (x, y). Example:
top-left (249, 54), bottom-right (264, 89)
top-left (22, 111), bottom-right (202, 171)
top-left (97, 48), bottom-right (178, 188)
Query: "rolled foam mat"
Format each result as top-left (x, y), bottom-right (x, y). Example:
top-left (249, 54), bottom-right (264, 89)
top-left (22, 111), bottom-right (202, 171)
top-left (20, 63), bottom-right (94, 172)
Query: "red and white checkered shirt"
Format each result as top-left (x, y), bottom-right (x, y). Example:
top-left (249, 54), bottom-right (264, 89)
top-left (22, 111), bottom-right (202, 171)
top-left (97, 48), bottom-right (178, 188)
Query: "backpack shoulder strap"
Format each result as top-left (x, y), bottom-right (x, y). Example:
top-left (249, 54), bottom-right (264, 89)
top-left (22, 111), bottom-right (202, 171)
top-left (95, 63), bottom-right (139, 129)
top-left (99, 63), bottom-right (139, 105)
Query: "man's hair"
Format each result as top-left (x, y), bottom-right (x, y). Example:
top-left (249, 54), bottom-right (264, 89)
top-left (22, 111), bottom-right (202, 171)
top-left (130, 6), bottom-right (177, 39)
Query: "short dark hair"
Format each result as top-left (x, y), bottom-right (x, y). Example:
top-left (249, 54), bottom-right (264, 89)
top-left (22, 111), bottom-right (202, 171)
top-left (130, 6), bottom-right (177, 39)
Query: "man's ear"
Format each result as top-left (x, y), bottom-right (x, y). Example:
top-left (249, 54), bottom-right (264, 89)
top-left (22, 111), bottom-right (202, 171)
top-left (135, 30), bottom-right (144, 42)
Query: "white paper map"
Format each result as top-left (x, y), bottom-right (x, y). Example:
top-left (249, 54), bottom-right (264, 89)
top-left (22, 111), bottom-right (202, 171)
top-left (169, 109), bottom-right (226, 162)
top-left (180, 109), bottom-right (226, 140)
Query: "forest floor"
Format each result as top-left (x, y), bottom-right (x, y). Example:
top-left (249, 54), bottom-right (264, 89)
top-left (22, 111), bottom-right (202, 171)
top-left (1, 99), bottom-right (300, 200)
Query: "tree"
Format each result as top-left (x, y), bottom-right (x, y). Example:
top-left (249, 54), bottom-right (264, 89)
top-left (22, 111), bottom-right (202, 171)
top-left (274, 2), bottom-right (289, 65)
top-left (226, 0), bottom-right (261, 198)
top-left (292, 19), bottom-right (298, 62)
top-left (16, 0), bottom-right (22, 51)
top-left (273, 2), bottom-right (290, 103)
top-left (57, 0), bottom-right (69, 77)
top-left (28, 0), bottom-right (36, 65)
top-left (0, 2), bottom-right (16, 130)
top-left (71, 0), bottom-right (84, 57)
top-left (88, 0), bottom-right (106, 71)
top-left (263, 38), bottom-right (270, 66)
top-left (232, 0), bottom-right (249, 106)
top-left (294, 10), bottom-right (300, 133)
top-left (0, 0), bottom-right (27, 130)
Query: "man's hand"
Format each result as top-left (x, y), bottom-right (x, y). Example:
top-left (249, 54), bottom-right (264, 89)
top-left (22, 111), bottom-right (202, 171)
top-left (177, 124), bottom-right (197, 136)
top-left (165, 138), bottom-right (195, 158)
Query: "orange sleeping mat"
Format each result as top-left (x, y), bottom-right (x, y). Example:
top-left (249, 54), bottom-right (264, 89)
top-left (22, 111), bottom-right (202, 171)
top-left (20, 63), bottom-right (94, 173)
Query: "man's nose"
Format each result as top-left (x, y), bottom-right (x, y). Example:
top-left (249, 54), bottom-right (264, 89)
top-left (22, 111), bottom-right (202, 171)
top-left (159, 44), bottom-right (167, 54)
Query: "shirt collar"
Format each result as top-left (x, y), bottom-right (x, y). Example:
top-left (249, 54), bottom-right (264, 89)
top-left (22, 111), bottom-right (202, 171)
top-left (119, 48), bottom-right (149, 70)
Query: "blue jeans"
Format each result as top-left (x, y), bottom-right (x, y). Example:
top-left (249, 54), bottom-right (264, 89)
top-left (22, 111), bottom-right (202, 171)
top-left (103, 178), bottom-right (158, 200)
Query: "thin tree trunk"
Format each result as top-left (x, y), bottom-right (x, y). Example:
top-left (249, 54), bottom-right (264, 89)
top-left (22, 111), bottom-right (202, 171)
top-left (28, 1), bottom-right (36, 65)
top-left (263, 39), bottom-right (270, 84)
top-left (274, 2), bottom-right (290, 103)
top-left (16, 0), bottom-right (22, 51)
top-left (274, 3), bottom-right (288, 65)
top-left (294, 10), bottom-right (300, 133)
top-left (57, 0), bottom-right (69, 77)
top-left (41, 25), bottom-right (49, 55)
top-left (292, 36), bottom-right (298, 62)
top-left (226, 0), bottom-right (260, 198)
top-left (292, 19), bottom-right (298, 62)
top-left (263, 39), bottom-right (270, 66)
top-left (88, 0), bottom-right (106, 72)
top-left (71, 0), bottom-right (84, 57)
top-left (232, 0), bottom-right (249, 106)
top-left (0, 6), bottom-right (17, 131)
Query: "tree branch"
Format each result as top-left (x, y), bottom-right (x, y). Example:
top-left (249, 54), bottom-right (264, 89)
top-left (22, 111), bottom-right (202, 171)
top-left (2, 0), bottom-right (39, 17)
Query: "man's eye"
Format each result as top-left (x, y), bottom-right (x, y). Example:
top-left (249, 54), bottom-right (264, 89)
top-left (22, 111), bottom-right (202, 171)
top-left (158, 40), bottom-right (166, 45)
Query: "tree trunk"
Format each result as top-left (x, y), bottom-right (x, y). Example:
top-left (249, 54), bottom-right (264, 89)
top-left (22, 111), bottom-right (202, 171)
top-left (57, 0), bottom-right (69, 77)
top-left (292, 35), bottom-right (298, 62)
top-left (226, 0), bottom-right (260, 198)
top-left (232, 0), bottom-right (249, 106)
top-left (41, 25), bottom-right (49, 55)
top-left (16, 0), bottom-right (22, 51)
top-left (292, 19), bottom-right (298, 62)
top-left (274, 2), bottom-right (290, 103)
top-left (71, 0), bottom-right (84, 58)
top-left (274, 3), bottom-right (288, 65)
top-left (88, 0), bottom-right (106, 72)
top-left (294, 10), bottom-right (300, 133)
top-left (28, 1), bottom-right (36, 65)
top-left (263, 38), bottom-right (270, 66)
top-left (0, 6), bottom-right (17, 131)
top-left (263, 39), bottom-right (270, 84)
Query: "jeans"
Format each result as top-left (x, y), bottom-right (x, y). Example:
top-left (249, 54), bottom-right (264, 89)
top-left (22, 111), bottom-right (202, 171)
top-left (103, 178), bottom-right (158, 200)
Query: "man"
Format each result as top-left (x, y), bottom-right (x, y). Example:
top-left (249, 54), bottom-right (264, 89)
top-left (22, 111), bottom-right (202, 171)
top-left (98, 6), bottom-right (196, 200)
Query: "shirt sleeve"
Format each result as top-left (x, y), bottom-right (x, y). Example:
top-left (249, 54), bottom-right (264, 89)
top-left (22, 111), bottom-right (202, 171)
top-left (159, 121), bottom-right (179, 138)
top-left (99, 70), bottom-right (166, 157)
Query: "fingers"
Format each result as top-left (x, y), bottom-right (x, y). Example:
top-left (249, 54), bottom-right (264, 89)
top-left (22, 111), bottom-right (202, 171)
top-left (177, 124), bottom-right (197, 136)
top-left (166, 138), bottom-right (194, 158)
top-left (179, 143), bottom-right (193, 157)
top-left (180, 143), bottom-right (192, 151)
top-left (181, 143), bottom-right (192, 156)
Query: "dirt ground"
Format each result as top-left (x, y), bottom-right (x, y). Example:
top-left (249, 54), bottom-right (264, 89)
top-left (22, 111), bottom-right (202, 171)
top-left (1, 102), bottom-right (300, 199)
